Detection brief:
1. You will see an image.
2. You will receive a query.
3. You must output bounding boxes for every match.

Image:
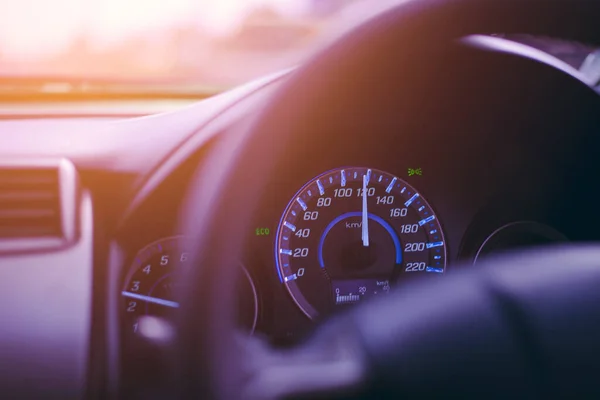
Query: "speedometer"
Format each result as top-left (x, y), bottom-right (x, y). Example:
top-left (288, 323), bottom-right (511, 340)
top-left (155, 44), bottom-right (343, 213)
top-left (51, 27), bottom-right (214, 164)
top-left (275, 167), bottom-right (446, 319)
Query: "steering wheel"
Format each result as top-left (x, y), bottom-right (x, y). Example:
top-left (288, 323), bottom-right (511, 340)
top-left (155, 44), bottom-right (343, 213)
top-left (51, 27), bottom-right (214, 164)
top-left (174, 0), bottom-right (600, 398)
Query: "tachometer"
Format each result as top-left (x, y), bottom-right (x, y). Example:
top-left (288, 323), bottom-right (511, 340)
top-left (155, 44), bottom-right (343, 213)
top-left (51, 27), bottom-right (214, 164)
top-left (122, 236), bottom-right (258, 334)
top-left (275, 167), bottom-right (446, 319)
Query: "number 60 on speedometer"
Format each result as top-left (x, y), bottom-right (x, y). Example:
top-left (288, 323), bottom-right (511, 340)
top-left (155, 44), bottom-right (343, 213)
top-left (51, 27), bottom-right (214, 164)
top-left (274, 167), bottom-right (447, 319)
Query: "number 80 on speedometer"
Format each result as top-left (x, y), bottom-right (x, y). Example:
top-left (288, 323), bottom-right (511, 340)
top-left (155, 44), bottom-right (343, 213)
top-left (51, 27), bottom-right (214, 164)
top-left (275, 167), bottom-right (447, 319)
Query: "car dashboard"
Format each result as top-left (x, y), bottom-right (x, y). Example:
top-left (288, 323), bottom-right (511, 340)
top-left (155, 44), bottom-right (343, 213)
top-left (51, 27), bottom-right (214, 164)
top-left (0, 34), bottom-right (599, 397)
top-left (116, 35), bottom-right (600, 349)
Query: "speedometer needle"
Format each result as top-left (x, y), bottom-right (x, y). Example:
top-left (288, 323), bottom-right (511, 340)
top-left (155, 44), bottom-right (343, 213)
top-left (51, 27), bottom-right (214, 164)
top-left (362, 174), bottom-right (369, 247)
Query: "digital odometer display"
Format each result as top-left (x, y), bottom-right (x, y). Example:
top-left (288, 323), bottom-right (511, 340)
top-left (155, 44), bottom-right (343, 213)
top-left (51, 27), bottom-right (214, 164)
top-left (275, 167), bottom-right (446, 319)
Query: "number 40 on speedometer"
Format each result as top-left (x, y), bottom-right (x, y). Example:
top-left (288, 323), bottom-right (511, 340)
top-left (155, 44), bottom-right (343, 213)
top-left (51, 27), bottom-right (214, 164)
top-left (275, 167), bottom-right (447, 319)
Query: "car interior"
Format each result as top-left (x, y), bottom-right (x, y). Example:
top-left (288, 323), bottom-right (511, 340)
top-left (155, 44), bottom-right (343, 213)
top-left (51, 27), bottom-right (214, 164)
top-left (2, 0), bottom-right (600, 398)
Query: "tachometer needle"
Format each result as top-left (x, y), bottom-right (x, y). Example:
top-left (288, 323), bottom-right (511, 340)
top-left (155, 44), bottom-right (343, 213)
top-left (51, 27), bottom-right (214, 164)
top-left (122, 291), bottom-right (179, 309)
top-left (362, 174), bottom-right (369, 247)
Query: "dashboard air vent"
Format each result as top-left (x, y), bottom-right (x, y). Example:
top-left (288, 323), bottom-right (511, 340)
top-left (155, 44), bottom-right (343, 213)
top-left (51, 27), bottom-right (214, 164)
top-left (0, 159), bottom-right (78, 252)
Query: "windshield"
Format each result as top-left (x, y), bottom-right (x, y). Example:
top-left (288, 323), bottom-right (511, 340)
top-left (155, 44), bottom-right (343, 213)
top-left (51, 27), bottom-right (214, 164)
top-left (0, 1), bottom-right (358, 90)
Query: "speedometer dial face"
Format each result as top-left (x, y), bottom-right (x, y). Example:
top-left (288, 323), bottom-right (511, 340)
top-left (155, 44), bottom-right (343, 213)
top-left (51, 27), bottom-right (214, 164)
top-left (275, 167), bottom-right (446, 319)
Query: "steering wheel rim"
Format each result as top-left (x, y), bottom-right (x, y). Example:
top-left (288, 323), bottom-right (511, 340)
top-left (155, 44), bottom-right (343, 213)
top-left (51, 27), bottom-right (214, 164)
top-left (177, 0), bottom-right (600, 398)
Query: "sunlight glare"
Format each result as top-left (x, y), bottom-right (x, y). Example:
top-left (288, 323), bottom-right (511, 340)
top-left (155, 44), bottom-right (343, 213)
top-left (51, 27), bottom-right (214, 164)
top-left (0, 0), bottom-right (310, 58)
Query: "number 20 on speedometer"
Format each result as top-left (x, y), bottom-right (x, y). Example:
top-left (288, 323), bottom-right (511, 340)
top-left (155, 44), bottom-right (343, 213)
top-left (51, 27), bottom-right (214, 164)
top-left (275, 167), bottom-right (447, 319)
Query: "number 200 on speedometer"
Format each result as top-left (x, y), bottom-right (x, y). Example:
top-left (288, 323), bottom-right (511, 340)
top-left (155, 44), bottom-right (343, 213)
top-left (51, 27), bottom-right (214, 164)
top-left (275, 167), bottom-right (447, 319)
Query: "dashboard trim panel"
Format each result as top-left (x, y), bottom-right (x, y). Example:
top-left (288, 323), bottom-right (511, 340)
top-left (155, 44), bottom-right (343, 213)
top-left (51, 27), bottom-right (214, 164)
top-left (462, 35), bottom-right (594, 86)
top-left (0, 191), bottom-right (93, 398)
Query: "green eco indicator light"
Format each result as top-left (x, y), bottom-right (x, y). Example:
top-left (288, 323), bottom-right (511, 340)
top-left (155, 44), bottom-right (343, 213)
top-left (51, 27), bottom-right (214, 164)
top-left (408, 168), bottom-right (422, 177)
top-left (255, 228), bottom-right (270, 236)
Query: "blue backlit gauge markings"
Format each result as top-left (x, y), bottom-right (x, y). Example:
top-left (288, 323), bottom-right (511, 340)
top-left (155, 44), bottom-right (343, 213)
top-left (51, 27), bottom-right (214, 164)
top-left (275, 167), bottom-right (447, 319)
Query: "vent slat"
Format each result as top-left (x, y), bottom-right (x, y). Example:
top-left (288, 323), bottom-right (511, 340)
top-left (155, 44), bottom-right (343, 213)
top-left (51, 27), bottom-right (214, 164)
top-left (0, 209), bottom-right (57, 218)
top-left (0, 177), bottom-right (57, 185)
top-left (0, 167), bottom-right (62, 239)
top-left (0, 226), bottom-right (59, 238)
top-left (0, 191), bottom-right (57, 201)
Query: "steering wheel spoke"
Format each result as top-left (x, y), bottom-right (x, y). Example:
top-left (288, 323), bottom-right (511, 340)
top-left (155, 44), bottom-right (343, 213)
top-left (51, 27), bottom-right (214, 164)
top-left (239, 328), bottom-right (365, 400)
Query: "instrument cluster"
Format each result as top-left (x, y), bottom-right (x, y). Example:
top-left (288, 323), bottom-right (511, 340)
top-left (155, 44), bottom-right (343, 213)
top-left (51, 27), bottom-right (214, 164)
top-left (120, 155), bottom-right (575, 346)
